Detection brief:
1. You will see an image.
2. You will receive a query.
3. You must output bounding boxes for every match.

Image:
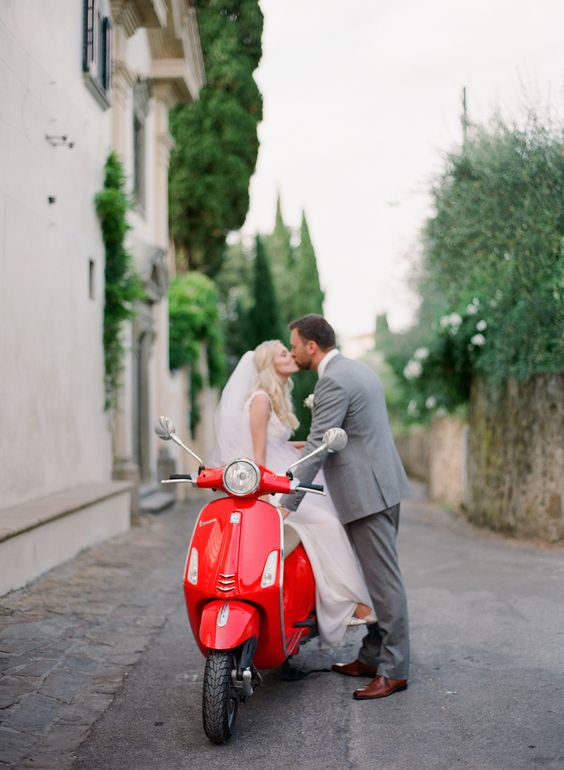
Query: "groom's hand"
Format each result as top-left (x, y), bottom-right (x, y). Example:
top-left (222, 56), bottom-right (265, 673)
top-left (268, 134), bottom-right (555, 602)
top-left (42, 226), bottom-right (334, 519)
top-left (278, 506), bottom-right (291, 519)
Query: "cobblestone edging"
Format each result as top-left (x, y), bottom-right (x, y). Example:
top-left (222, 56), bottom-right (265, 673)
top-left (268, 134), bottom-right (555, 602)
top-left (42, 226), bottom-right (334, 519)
top-left (0, 503), bottom-right (200, 769)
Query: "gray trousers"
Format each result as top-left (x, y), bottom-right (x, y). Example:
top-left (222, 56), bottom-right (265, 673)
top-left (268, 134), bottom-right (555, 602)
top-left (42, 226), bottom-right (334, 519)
top-left (346, 504), bottom-right (409, 680)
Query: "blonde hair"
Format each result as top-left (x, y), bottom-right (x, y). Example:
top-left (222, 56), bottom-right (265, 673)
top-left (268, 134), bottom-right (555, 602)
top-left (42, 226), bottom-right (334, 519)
top-left (252, 340), bottom-right (299, 432)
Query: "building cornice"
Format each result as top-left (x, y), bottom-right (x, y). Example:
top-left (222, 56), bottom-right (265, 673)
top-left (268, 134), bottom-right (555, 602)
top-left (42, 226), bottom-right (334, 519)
top-left (148, 0), bottom-right (205, 105)
top-left (109, 0), bottom-right (168, 37)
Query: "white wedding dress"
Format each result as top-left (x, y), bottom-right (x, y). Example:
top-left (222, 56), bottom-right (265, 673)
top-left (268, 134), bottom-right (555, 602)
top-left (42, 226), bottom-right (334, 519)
top-left (213, 351), bottom-right (372, 647)
top-left (247, 391), bottom-right (372, 647)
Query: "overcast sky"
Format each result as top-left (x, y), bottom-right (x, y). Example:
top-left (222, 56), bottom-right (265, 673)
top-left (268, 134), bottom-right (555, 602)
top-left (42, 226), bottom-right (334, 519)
top-left (241, 0), bottom-right (564, 338)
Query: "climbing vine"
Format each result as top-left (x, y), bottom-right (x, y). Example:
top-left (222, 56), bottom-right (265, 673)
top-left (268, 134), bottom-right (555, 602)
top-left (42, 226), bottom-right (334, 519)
top-left (95, 152), bottom-right (143, 409)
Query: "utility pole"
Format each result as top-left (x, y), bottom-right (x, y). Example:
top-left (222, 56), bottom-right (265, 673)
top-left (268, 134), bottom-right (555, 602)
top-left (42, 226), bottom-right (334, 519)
top-left (461, 86), bottom-right (468, 148)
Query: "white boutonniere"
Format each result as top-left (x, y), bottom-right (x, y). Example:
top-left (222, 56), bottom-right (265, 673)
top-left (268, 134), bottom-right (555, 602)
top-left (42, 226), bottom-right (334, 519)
top-left (303, 393), bottom-right (315, 410)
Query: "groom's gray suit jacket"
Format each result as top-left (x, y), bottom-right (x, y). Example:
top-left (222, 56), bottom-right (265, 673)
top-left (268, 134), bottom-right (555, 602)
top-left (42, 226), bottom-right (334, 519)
top-left (281, 353), bottom-right (409, 523)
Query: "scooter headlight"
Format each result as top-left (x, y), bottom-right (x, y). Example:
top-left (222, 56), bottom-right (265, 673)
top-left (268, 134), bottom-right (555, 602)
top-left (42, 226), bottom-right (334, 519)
top-left (222, 460), bottom-right (260, 497)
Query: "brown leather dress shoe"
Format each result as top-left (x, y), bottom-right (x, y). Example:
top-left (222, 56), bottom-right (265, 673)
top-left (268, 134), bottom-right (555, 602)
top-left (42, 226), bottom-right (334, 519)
top-left (331, 659), bottom-right (378, 677)
top-left (353, 675), bottom-right (408, 700)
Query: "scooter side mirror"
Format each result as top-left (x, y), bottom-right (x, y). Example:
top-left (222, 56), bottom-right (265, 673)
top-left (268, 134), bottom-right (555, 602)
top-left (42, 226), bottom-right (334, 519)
top-left (155, 416), bottom-right (175, 440)
top-left (286, 427), bottom-right (349, 474)
top-left (154, 415), bottom-right (205, 467)
top-left (323, 427), bottom-right (348, 452)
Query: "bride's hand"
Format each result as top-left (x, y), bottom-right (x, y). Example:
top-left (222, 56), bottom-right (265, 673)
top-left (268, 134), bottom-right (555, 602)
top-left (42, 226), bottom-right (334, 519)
top-left (289, 440), bottom-right (306, 449)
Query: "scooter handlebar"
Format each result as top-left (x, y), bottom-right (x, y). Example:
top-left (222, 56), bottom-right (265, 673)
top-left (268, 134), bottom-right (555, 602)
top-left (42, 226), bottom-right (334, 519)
top-left (162, 467), bottom-right (324, 496)
top-left (291, 481), bottom-right (325, 496)
top-left (296, 482), bottom-right (324, 492)
top-left (161, 473), bottom-right (197, 486)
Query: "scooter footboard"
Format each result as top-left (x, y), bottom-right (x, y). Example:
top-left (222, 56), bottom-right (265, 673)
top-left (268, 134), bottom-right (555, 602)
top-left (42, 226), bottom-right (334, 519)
top-left (200, 600), bottom-right (259, 650)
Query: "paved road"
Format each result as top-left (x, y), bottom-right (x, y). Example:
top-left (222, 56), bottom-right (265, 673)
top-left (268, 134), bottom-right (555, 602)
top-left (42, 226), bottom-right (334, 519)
top-left (1, 486), bottom-right (563, 769)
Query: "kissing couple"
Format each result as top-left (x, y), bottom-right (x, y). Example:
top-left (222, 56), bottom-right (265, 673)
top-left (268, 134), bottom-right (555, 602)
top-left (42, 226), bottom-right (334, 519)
top-left (214, 314), bottom-right (410, 700)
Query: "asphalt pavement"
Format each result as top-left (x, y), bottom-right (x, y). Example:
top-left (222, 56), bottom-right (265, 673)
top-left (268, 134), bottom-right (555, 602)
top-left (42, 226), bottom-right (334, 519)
top-left (1, 485), bottom-right (563, 770)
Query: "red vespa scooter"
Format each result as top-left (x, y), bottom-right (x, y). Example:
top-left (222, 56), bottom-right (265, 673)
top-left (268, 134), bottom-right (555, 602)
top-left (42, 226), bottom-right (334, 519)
top-left (154, 416), bottom-right (348, 744)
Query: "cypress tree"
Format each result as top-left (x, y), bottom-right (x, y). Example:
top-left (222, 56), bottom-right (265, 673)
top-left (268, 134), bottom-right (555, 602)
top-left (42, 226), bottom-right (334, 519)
top-left (286, 211), bottom-right (326, 439)
top-left (291, 212), bottom-right (325, 317)
top-left (169, 1), bottom-right (263, 275)
top-left (247, 235), bottom-right (285, 348)
top-left (264, 194), bottom-right (295, 326)
top-left (214, 237), bottom-right (254, 365)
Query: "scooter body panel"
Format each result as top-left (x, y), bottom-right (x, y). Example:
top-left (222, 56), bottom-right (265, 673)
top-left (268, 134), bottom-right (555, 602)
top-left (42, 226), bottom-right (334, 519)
top-left (199, 600), bottom-right (259, 650)
top-left (183, 496), bottom-right (316, 669)
top-left (281, 544), bottom-right (316, 656)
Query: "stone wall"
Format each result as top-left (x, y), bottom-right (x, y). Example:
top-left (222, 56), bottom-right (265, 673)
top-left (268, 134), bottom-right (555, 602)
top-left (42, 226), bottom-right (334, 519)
top-left (467, 374), bottom-right (564, 542)
top-left (428, 417), bottom-right (467, 508)
top-left (395, 428), bottom-right (429, 482)
top-left (395, 374), bottom-right (564, 542)
top-left (396, 417), bottom-right (466, 509)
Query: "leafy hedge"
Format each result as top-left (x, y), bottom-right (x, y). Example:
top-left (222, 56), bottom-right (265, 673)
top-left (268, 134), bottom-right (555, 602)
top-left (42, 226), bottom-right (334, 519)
top-left (385, 114), bottom-right (564, 422)
top-left (169, 272), bottom-right (226, 433)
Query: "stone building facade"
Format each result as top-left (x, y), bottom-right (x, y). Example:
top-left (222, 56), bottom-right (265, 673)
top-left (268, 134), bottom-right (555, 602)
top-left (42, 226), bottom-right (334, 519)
top-left (0, 0), bottom-right (204, 594)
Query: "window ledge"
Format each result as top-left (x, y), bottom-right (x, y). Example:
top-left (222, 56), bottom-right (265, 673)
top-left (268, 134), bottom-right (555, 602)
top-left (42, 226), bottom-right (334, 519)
top-left (84, 73), bottom-right (111, 110)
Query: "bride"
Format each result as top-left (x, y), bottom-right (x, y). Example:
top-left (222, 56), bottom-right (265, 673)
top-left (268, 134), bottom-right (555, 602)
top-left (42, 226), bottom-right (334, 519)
top-left (214, 339), bottom-right (375, 647)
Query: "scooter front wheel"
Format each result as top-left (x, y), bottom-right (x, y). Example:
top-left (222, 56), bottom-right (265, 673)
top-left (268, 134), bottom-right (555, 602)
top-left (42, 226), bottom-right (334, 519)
top-left (202, 650), bottom-right (238, 744)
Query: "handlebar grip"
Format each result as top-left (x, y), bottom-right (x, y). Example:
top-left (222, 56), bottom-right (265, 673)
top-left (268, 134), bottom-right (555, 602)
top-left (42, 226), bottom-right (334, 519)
top-left (297, 482), bottom-right (324, 492)
top-left (169, 474), bottom-right (193, 480)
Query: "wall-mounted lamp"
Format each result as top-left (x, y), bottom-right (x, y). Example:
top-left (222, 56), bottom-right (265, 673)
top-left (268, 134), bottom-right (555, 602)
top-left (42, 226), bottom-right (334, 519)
top-left (45, 134), bottom-right (75, 149)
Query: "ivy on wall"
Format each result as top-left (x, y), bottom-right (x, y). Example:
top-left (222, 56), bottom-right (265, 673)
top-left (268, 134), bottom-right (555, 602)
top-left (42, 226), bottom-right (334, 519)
top-left (95, 152), bottom-right (143, 409)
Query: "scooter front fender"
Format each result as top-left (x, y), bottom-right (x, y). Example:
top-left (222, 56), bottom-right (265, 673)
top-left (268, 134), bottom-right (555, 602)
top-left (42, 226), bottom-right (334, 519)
top-left (200, 600), bottom-right (260, 651)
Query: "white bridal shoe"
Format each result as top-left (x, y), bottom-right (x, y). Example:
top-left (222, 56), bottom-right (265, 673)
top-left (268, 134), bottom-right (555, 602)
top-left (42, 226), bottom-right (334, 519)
top-left (347, 613), bottom-right (377, 626)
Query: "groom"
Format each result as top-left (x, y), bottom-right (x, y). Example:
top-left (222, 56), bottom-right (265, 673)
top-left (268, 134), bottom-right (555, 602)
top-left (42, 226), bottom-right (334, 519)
top-left (280, 314), bottom-right (411, 700)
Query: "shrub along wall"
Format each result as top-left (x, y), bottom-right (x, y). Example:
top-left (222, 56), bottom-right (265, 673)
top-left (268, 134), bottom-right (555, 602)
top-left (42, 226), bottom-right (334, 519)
top-left (467, 374), bottom-right (564, 542)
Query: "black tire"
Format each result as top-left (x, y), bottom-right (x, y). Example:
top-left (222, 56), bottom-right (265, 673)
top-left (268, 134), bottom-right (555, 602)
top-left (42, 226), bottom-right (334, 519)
top-left (202, 651), bottom-right (238, 744)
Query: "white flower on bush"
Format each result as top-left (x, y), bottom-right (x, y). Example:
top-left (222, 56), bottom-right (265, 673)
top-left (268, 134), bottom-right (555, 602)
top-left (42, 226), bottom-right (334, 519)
top-left (470, 333), bottom-right (486, 347)
top-left (303, 393), bottom-right (315, 410)
top-left (472, 297), bottom-right (480, 308)
top-left (425, 396), bottom-right (437, 410)
top-left (466, 303), bottom-right (478, 315)
top-left (407, 400), bottom-right (418, 416)
top-left (440, 312), bottom-right (463, 329)
top-left (476, 319), bottom-right (487, 332)
top-left (436, 407), bottom-right (447, 417)
top-left (403, 359), bottom-right (423, 380)
top-left (414, 347), bottom-right (429, 361)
